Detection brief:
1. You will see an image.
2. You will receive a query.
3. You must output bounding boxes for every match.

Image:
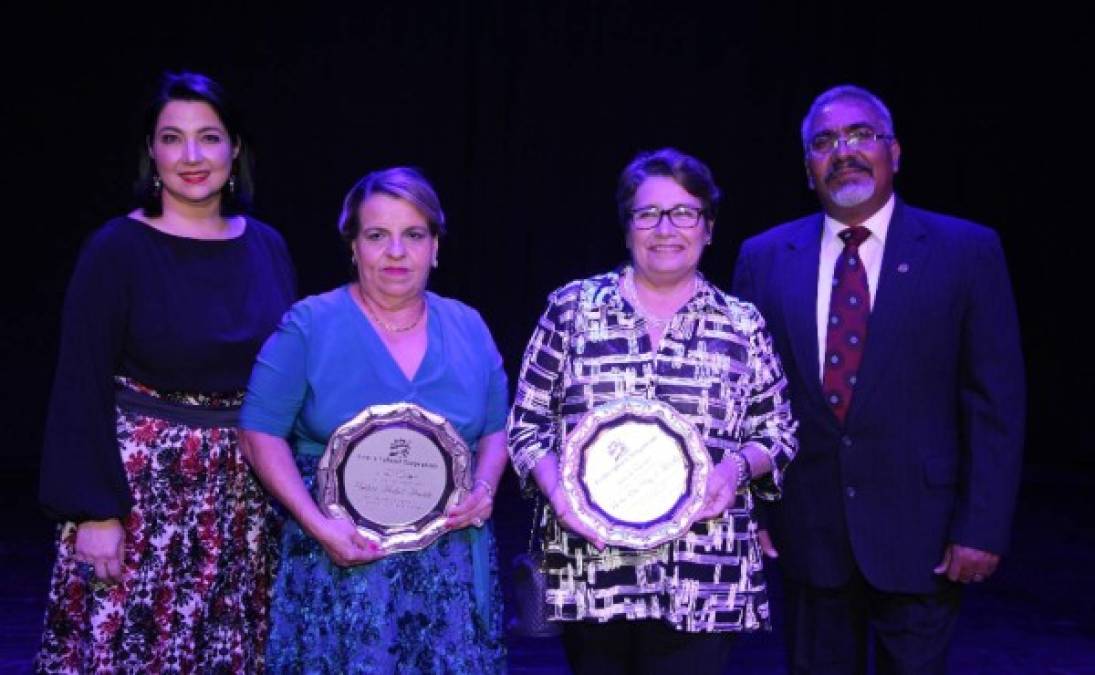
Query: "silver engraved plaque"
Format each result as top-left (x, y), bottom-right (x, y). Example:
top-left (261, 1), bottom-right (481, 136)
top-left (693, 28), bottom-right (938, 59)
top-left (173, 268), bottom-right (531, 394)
top-left (314, 402), bottom-right (470, 553)
top-left (560, 398), bottom-right (711, 549)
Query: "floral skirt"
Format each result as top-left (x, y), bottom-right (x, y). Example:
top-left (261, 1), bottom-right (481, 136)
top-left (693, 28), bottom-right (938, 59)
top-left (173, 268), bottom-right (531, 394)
top-left (35, 378), bottom-right (278, 674)
top-left (265, 453), bottom-right (507, 674)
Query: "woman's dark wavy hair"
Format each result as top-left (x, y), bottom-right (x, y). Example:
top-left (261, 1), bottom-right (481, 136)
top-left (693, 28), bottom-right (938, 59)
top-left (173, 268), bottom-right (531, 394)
top-left (615, 147), bottom-right (721, 231)
top-left (134, 71), bottom-right (254, 216)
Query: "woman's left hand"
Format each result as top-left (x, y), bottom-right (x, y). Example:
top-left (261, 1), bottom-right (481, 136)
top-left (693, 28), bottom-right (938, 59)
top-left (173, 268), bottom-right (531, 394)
top-left (695, 460), bottom-right (741, 521)
top-left (445, 481), bottom-right (494, 530)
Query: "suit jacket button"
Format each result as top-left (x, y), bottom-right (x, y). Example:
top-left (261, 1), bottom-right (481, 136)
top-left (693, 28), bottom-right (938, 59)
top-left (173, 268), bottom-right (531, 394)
top-left (841, 435), bottom-right (853, 447)
top-left (846, 486), bottom-right (857, 498)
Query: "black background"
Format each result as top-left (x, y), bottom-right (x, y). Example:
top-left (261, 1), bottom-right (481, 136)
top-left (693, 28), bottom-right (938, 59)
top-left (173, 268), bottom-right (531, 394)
top-left (3, 3), bottom-right (1087, 503)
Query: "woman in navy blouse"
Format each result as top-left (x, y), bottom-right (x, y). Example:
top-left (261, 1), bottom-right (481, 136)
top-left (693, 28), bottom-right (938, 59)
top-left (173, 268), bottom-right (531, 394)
top-left (36, 72), bottom-right (296, 672)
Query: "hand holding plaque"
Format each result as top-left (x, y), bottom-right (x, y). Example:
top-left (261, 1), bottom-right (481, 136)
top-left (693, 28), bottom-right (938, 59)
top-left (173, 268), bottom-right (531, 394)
top-left (559, 398), bottom-right (711, 549)
top-left (314, 402), bottom-right (471, 553)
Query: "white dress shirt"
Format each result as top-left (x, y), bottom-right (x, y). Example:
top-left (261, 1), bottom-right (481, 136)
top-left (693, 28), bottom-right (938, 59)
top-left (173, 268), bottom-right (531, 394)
top-left (816, 194), bottom-right (895, 380)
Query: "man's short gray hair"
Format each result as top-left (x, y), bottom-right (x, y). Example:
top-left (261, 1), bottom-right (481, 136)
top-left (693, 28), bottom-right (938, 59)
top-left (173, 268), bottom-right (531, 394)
top-left (800, 85), bottom-right (895, 150)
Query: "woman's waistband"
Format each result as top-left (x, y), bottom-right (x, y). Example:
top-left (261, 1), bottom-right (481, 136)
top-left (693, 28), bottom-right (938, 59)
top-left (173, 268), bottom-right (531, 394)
top-left (115, 385), bottom-right (241, 428)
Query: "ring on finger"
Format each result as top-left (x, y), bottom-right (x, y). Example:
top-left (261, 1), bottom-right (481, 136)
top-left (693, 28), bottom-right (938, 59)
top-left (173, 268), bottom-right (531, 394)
top-left (472, 517), bottom-right (483, 527)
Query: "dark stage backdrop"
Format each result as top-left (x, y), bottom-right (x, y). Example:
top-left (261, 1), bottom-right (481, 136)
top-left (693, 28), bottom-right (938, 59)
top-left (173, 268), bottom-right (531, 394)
top-left (4, 2), bottom-right (1086, 482)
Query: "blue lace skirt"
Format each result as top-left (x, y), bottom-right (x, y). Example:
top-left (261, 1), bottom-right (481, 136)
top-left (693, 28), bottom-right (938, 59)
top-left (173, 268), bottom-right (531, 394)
top-left (265, 452), bottom-right (506, 674)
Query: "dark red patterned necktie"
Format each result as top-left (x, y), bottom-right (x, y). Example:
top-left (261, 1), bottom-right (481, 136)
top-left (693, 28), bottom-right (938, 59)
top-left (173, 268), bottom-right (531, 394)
top-left (822, 226), bottom-right (871, 424)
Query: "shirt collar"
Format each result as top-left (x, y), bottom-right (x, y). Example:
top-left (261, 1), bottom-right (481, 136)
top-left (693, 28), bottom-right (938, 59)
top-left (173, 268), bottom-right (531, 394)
top-left (822, 193), bottom-right (896, 245)
top-left (610, 264), bottom-right (719, 314)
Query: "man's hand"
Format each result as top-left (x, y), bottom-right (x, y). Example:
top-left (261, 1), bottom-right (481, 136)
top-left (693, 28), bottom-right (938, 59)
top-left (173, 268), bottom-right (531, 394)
top-left (933, 543), bottom-right (1000, 583)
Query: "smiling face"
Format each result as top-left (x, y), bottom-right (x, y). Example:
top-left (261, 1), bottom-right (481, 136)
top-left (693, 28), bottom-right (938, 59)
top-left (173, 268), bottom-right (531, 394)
top-left (352, 193), bottom-right (438, 306)
top-left (626, 176), bottom-right (710, 285)
top-left (149, 100), bottom-right (238, 212)
top-left (804, 96), bottom-right (900, 225)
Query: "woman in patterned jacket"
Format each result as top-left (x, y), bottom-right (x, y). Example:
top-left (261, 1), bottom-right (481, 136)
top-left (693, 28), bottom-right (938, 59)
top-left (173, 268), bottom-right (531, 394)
top-left (507, 147), bottom-right (797, 674)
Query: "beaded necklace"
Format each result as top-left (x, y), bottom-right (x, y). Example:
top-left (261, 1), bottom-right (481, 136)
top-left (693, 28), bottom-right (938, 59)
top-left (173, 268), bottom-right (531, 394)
top-left (355, 284), bottom-right (426, 333)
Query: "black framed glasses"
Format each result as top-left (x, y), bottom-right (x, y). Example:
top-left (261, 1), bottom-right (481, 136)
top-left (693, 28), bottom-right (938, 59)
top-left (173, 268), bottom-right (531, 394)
top-left (807, 128), bottom-right (894, 156)
top-left (629, 205), bottom-right (706, 230)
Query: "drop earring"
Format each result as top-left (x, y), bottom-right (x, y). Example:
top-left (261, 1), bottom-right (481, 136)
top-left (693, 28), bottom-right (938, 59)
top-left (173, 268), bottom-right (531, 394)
top-left (228, 175), bottom-right (237, 194)
top-left (152, 174), bottom-right (162, 196)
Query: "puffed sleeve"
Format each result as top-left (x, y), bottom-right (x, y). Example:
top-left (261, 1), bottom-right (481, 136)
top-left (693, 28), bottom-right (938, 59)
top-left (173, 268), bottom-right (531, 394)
top-left (739, 305), bottom-right (798, 500)
top-left (239, 302), bottom-right (312, 438)
top-left (506, 289), bottom-right (572, 484)
top-left (39, 226), bottom-right (134, 522)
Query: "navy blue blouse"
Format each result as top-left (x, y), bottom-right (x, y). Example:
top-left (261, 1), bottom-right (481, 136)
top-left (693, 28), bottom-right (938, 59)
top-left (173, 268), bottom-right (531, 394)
top-left (39, 216), bottom-right (296, 522)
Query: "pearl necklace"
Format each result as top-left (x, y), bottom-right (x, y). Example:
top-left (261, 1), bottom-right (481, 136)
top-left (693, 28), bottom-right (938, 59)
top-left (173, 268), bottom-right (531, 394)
top-left (621, 267), bottom-right (697, 329)
top-left (355, 285), bottom-right (426, 333)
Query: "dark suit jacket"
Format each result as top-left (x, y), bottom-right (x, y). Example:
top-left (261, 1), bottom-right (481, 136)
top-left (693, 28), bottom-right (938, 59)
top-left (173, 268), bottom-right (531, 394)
top-left (732, 199), bottom-right (1025, 593)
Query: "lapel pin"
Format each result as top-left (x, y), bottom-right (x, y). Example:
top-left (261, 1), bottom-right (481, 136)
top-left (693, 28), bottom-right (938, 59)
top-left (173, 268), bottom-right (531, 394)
top-left (897, 263), bottom-right (910, 273)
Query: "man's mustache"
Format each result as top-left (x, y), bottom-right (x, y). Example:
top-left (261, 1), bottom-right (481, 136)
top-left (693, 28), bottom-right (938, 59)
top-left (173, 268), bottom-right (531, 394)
top-left (826, 159), bottom-right (873, 182)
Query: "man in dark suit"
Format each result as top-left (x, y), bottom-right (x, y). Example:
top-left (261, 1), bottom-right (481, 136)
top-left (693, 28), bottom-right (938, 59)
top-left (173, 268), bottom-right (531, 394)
top-left (732, 85), bottom-right (1025, 674)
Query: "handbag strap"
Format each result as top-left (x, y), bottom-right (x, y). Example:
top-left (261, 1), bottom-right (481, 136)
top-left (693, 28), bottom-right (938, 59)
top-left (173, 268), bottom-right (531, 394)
top-left (527, 495), bottom-right (546, 555)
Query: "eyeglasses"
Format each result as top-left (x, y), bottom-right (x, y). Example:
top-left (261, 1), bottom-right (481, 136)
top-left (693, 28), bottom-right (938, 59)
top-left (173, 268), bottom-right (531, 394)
top-left (629, 205), bottom-right (706, 230)
top-left (807, 128), bottom-right (894, 156)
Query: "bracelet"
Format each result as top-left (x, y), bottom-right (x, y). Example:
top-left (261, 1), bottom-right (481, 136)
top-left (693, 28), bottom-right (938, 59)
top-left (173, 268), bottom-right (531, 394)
top-left (726, 450), bottom-right (752, 488)
top-left (473, 478), bottom-right (495, 499)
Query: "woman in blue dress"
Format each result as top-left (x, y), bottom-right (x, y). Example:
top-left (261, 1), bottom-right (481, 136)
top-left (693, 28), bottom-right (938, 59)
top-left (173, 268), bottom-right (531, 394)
top-left (240, 167), bottom-right (509, 673)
